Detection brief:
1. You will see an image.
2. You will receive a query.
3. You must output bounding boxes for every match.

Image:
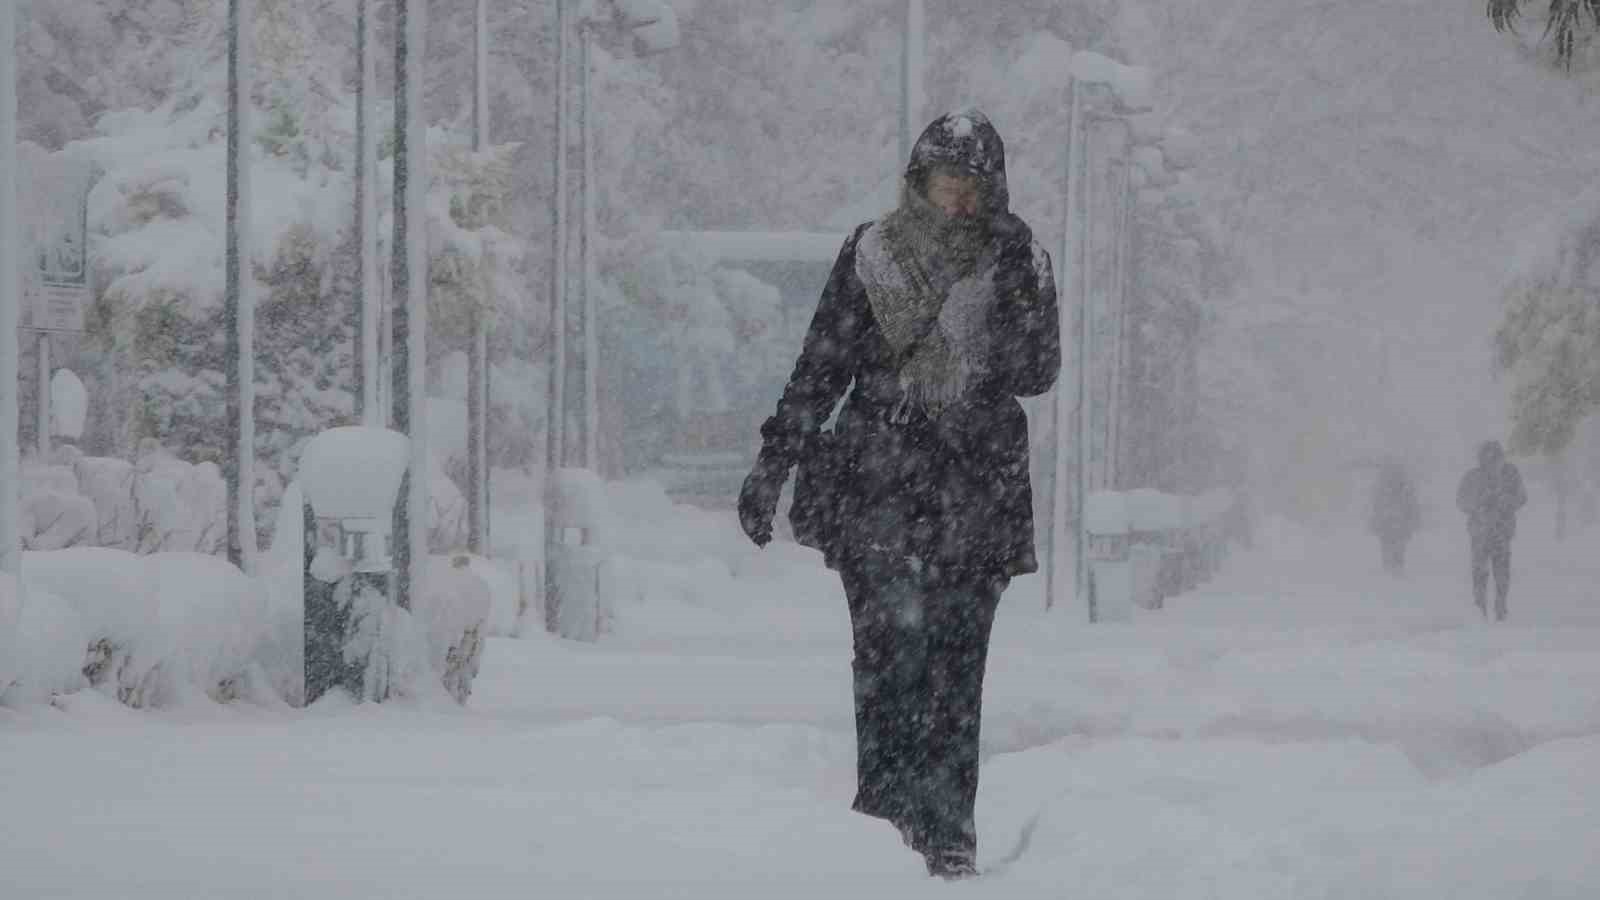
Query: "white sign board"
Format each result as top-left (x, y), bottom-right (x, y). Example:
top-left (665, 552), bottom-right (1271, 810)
top-left (20, 155), bottom-right (91, 333)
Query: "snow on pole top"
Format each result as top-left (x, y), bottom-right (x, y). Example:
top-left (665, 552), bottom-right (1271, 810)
top-left (298, 427), bottom-right (410, 520)
top-left (50, 369), bottom-right (87, 440)
top-left (1070, 51), bottom-right (1153, 112)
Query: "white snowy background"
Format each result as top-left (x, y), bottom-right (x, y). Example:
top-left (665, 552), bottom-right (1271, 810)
top-left (5, 0), bottom-right (1600, 897)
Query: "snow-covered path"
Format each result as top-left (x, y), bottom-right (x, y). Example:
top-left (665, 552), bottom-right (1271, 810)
top-left (5, 520), bottom-right (1599, 898)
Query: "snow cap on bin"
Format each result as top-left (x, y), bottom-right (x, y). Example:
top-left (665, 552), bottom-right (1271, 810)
top-left (299, 427), bottom-right (410, 519)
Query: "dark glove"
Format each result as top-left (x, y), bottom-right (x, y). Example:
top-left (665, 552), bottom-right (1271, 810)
top-left (992, 213), bottom-right (1034, 298)
top-left (738, 454), bottom-right (787, 548)
top-left (990, 212), bottom-right (1032, 255)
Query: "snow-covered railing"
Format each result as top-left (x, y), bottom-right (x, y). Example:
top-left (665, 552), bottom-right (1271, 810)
top-left (1083, 488), bottom-right (1235, 620)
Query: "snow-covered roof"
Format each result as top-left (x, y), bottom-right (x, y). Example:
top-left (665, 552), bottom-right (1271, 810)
top-left (659, 230), bottom-right (848, 264)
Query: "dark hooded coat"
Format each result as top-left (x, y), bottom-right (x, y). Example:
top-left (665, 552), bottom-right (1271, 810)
top-left (1457, 441), bottom-right (1526, 542)
top-left (1369, 463), bottom-right (1421, 541)
top-left (750, 113), bottom-right (1059, 579)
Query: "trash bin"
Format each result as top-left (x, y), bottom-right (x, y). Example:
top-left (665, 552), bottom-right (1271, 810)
top-left (298, 427), bottom-right (409, 703)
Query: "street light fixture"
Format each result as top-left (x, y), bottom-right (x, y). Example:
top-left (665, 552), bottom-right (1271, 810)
top-left (572, 0), bottom-right (678, 471)
top-left (545, 0), bottom-right (676, 629)
top-left (1046, 67), bottom-right (1151, 618)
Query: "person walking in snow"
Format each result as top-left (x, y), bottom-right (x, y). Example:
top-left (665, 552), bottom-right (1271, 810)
top-left (1456, 440), bottom-right (1526, 621)
top-left (1369, 461), bottom-right (1421, 574)
top-left (737, 111), bottom-right (1058, 879)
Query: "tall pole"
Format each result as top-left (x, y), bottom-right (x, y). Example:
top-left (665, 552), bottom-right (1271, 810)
top-left (1047, 78), bottom-right (1083, 613)
top-left (225, 0), bottom-right (259, 573)
top-left (392, 0), bottom-right (428, 610)
top-left (0, 0), bottom-right (20, 576)
top-left (549, 0), bottom-right (568, 471)
top-left (1106, 157), bottom-right (1132, 491)
top-left (355, 0), bottom-right (380, 426)
top-left (1075, 102), bottom-right (1097, 618)
top-left (579, 26), bottom-right (598, 471)
top-left (467, 0), bottom-right (490, 553)
top-left (898, 0), bottom-right (924, 166)
top-left (545, 0), bottom-right (571, 629)
top-left (35, 333), bottom-right (48, 457)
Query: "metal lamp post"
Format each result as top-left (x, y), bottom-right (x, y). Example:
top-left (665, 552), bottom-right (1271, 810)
top-left (544, 0), bottom-right (676, 629)
top-left (575, 0), bottom-right (679, 471)
top-left (467, 0), bottom-right (492, 555)
top-left (355, 0), bottom-right (380, 427)
top-left (391, 0), bottom-right (428, 611)
top-left (225, 0), bottom-right (259, 574)
top-left (1045, 73), bottom-right (1147, 619)
top-left (1, 0), bottom-right (19, 575)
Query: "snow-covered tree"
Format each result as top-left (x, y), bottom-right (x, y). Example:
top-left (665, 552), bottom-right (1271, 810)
top-left (1488, 0), bottom-right (1600, 68)
top-left (1495, 202), bottom-right (1600, 456)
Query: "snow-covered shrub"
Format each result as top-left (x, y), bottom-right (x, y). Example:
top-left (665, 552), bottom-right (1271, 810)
top-left (453, 554), bottom-right (521, 638)
top-left (22, 548), bottom-right (162, 706)
top-left (256, 482), bottom-right (308, 707)
top-left (414, 555), bottom-right (492, 703)
top-left (73, 452), bottom-right (139, 548)
top-left (131, 442), bottom-right (226, 554)
top-left (0, 575), bottom-right (18, 698)
top-left (19, 461), bottom-right (97, 550)
top-left (38, 444), bottom-right (226, 555)
top-left (142, 552), bottom-right (273, 705)
top-left (0, 575), bottom-right (92, 707)
top-left (18, 548), bottom-right (271, 708)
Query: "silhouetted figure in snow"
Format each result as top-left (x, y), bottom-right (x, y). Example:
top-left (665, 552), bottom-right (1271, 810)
top-left (1456, 441), bottom-right (1526, 620)
top-left (737, 111), bottom-right (1057, 879)
top-left (1369, 462), bottom-right (1420, 574)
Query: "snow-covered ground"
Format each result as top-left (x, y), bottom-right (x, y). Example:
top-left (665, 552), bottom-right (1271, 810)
top-left (4, 506), bottom-right (1599, 898)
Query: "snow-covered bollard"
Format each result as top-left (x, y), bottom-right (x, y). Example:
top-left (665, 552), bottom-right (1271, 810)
top-left (1126, 490), bottom-right (1185, 611)
top-left (298, 427), bottom-right (409, 703)
top-left (1083, 491), bottom-right (1134, 623)
top-left (548, 467), bottom-right (615, 642)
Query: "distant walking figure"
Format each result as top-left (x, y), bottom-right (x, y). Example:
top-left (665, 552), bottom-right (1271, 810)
top-left (1369, 462), bottom-right (1421, 574)
top-left (1456, 441), bottom-right (1526, 620)
top-left (737, 111), bottom-right (1057, 878)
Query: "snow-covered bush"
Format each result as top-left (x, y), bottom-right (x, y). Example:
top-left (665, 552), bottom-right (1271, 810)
top-left (21, 548), bottom-right (162, 706)
top-left (417, 556), bottom-right (493, 704)
top-left (22, 445), bottom-right (226, 555)
top-left (142, 553), bottom-right (274, 705)
top-left (0, 575), bottom-right (92, 707)
top-left (19, 461), bottom-right (97, 550)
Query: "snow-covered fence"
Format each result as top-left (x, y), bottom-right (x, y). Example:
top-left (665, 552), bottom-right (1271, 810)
top-left (1084, 489), bottom-right (1235, 620)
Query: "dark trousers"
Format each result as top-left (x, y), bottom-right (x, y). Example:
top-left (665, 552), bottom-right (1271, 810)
top-left (1470, 532), bottom-right (1512, 620)
top-left (839, 560), bottom-right (1005, 863)
top-left (1379, 533), bottom-right (1409, 574)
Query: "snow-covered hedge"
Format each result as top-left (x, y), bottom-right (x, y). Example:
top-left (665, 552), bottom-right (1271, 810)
top-left (0, 542), bottom-right (499, 710)
top-left (21, 444), bottom-right (225, 555)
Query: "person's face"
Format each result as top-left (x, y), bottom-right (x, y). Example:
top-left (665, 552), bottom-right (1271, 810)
top-left (925, 170), bottom-right (982, 218)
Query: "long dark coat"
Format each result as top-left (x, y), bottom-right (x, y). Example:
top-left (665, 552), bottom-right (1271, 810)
top-left (1457, 454), bottom-right (1526, 543)
top-left (755, 224), bottom-right (1059, 579)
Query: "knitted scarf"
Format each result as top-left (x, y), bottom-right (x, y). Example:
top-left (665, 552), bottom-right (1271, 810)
top-left (856, 187), bottom-right (1000, 420)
